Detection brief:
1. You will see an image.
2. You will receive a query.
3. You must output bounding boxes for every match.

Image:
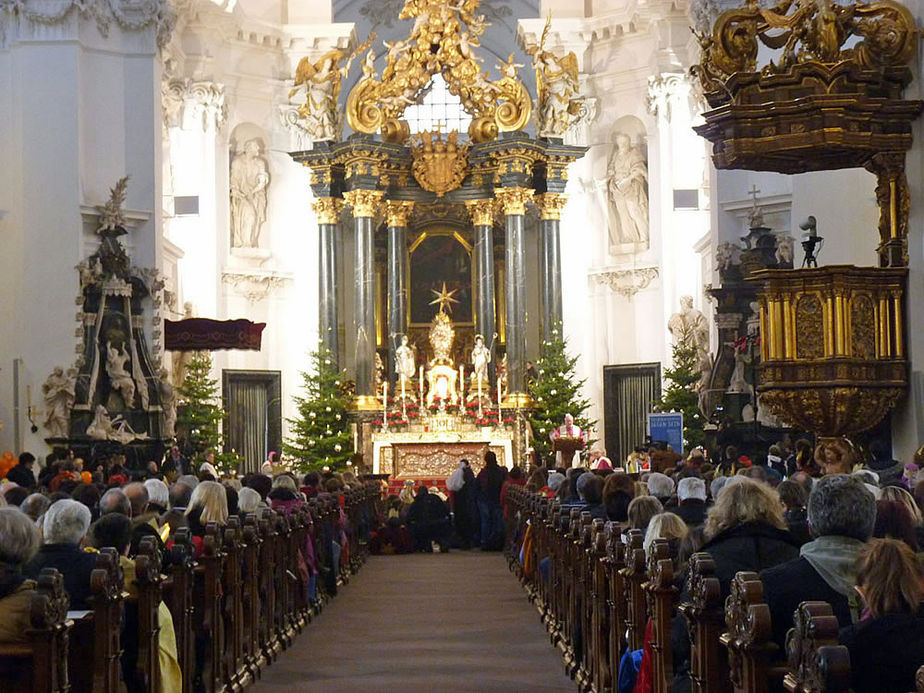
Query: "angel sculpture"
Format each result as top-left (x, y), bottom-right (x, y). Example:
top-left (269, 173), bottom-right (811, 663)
top-left (528, 19), bottom-right (583, 138)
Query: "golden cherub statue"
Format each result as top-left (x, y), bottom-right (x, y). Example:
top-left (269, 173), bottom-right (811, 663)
top-left (527, 16), bottom-right (583, 138)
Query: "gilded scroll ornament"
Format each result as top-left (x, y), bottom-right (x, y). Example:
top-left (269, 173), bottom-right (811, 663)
top-left (343, 0), bottom-right (531, 142)
top-left (692, 0), bottom-right (918, 98)
top-left (410, 130), bottom-right (470, 197)
top-left (311, 197), bottom-right (345, 225)
top-left (494, 187), bottom-right (534, 216)
top-left (343, 189), bottom-right (384, 218)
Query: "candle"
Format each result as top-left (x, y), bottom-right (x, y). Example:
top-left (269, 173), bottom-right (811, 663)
top-left (459, 365), bottom-right (464, 401)
top-left (497, 376), bottom-right (502, 405)
top-left (353, 428), bottom-right (358, 452)
top-left (478, 375), bottom-right (483, 420)
top-left (419, 365), bottom-right (424, 406)
top-left (401, 377), bottom-right (406, 401)
top-left (382, 381), bottom-right (388, 409)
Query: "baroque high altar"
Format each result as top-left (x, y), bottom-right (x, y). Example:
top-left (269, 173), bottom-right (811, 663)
top-left (288, 0), bottom-right (586, 479)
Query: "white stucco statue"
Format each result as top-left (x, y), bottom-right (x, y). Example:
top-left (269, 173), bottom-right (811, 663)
top-left (668, 296), bottom-right (712, 390)
top-left (106, 340), bottom-right (136, 408)
top-left (158, 368), bottom-right (177, 439)
top-left (527, 28), bottom-right (582, 138)
top-left (290, 50), bottom-right (351, 142)
top-left (395, 334), bottom-right (416, 386)
top-left (471, 333), bottom-right (491, 385)
top-left (607, 133), bottom-right (649, 246)
top-left (87, 404), bottom-right (146, 444)
top-left (42, 366), bottom-right (76, 438)
top-left (230, 139), bottom-right (270, 248)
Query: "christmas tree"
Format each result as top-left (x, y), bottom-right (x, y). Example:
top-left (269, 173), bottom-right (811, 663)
top-left (175, 352), bottom-right (242, 474)
top-left (655, 335), bottom-right (706, 451)
top-left (284, 345), bottom-right (353, 471)
top-left (527, 329), bottom-right (595, 464)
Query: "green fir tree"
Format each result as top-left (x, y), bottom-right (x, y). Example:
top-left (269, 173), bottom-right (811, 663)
top-left (176, 352), bottom-right (242, 474)
top-left (655, 337), bottom-right (706, 451)
top-left (527, 330), bottom-right (595, 464)
top-left (284, 346), bottom-right (353, 471)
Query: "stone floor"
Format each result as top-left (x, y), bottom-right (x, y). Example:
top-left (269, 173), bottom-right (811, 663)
top-left (252, 551), bottom-right (576, 692)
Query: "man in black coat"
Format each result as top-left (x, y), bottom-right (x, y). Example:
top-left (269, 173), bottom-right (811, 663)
top-left (760, 474), bottom-right (876, 650)
top-left (674, 477), bottom-right (707, 526)
top-left (406, 486), bottom-right (452, 552)
top-left (6, 452), bottom-right (37, 489)
top-left (25, 499), bottom-right (97, 609)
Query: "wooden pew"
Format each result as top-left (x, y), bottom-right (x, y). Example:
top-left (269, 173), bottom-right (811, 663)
top-left (257, 509), bottom-right (281, 664)
top-left (132, 536), bottom-right (164, 692)
top-left (589, 519), bottom-right (612, 693)
top-left (220, 516), bottom-right (248, 690)
top-left (192, 523), bottom-right (225, 693)
top-left (679, 552), bottom-right (730, 693)
top-left (0, 568), bottom-right (72, 693)
top-left (646, 538), bottom-right (678, 693)
top-left (783, 602), bottom-right (850, 693)
top-left (605, 521), bottom-right (628, 689)
top-left (163, 528), bottom-right (196, 693)
top-left (721, 571), bottom-right (779, 693)
top-left (68, 547), bottom-right (125, 693)
top-left (622, 529), bottom-right (647, 652)
top-left (241, 513), bottom-right (263, 680)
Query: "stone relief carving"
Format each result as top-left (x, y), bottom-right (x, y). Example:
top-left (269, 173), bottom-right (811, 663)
top-left (230, 140), bottom-right (270, 248)
top-left (606, 133), bottom-right (650, 248)
top-left (646, 73), bottom-right (685, 121)
top-left (221, 269), bottom-right (292, 303)
top-left (0, 0), bottom-right (176, 49)
top-left (590, 267), bottom-right (659, 298)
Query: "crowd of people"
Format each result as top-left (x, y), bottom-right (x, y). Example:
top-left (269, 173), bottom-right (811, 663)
top-left (514, 438), bottom-right (924, 693)
top-left (0, 446), bottom-right (372, 691)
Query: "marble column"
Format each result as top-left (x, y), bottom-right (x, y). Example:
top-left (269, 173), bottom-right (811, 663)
top-left (385, 200), bottom-right (414, 383)
top-left (535, 193), bottom-right (567, 343)
top-left (495, 187), bottom-right (534, 402)
top-left (466, 199), bottom-right (497, 370)
top-left (311, 197), bottom-right (344, 365)
top-left (343, 189), bottom-right (384, 407)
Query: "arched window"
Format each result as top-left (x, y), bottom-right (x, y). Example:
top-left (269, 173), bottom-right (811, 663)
top-left (404, 73), bottom-right (472, 135)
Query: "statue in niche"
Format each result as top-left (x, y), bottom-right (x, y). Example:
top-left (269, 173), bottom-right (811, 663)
top-left (607, 133), bottom-right (650, 246)
top-left (471, 333), bottom-right (491, 385)
top-left (106, 340), bottom-right (136, 408)
top-left (230, 139), bottom-right (270, 248)
top-left (668, 296), bottom-right (712, 391)
top-left (158, 368), bottom-right (177, 439)
top-left (395, 334), bottom-right (416, 386)
top-left (42, 367), bottom-right (77, 438)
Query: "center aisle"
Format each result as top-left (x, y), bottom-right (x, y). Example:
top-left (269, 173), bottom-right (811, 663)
top-left (253, 552), bottom-right (576, 692)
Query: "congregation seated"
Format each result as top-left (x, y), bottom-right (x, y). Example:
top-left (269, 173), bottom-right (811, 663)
top-left (673, 477), bottom-right (707, 527)
top-left (838, 537), bottom-right (924, 692)
top-left (602, 472), bottom-right (634, 522)
top-left (163, 479), bottom-right (193, 531)
top-left (627, 495), bottom-right (663, 534)
top-left (25, 498), bottom-right (97, 609)
top-left (19, 492), bottom-right (50, 522)
top-left (777, 479), bottom-right (810, 545)
top-left (761, 474), bottom-right (875, 650)
top-left (0, 506), bottom-right (42, 644)
top-left (647, 472), bottom-right (675, 507)
top-left (574, 472), bottom-right (607, 520)
top-left (183, 480), bottom-right (229, 556)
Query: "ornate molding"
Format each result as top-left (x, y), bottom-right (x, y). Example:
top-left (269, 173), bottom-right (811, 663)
top-left (162, 79), bottom-right (226, 132)
top-left (591, 267), bottom-right (660, 298)
top-left (221, 269), bottom-right (293, 303)
top-left (465, 199), bottom-right (495, 227)
top-left (0, 0), bottom-right (176, 49)
top-left (647, 73), bottom-right (687, 121)
top-left (534, 193), bottom-right (568, 221)
top-left (343, 189), bottom-right (384, 218)
top-left (311, 197), bottom-right (345, 225)
top-left (384, 200), bottom-right (415, 228)
top-left (494, 187), bottom-right (534, 216)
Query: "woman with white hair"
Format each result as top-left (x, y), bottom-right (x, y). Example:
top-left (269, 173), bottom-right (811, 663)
top-left (25, 499), bottom-right (98, 609)
top-left (0, 507), bottom-right (41, 643)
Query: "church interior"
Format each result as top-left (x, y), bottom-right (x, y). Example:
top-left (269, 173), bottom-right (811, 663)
top-left (2, 0), bottom-right (924, 690)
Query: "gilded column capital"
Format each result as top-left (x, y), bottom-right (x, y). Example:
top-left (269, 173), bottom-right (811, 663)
top-left (465, 199), bottom-right (496, 227)
top-left (311, 197), bottom-right (345, 225)
top-left (343, 189), bottom-right (384, 218)
top-left (384, 200), bottom-right (415, 227)
top-left (534, 193), bottom-right (568, 221)
top-left (494, 187), bottom-right (534, 216)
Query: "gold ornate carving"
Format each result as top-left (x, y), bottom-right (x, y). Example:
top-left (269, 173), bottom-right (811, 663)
top-left (465, 199), bottom-right (495, 227)
top-left (345, 1), bottom-right (531, 142)
top-left (794, 295), bottom-right (824, 359)
top-left (534, 193), bottom-right (567, 221)
top-left (410, 130), bottom-right (470, 197)
top-left (343, 189), bottom-right (384, 218)
top-left (526, 17), bottom-right (584, 138)
top-left (385, 200), bottom-right (415, 227)
top-left (494, 187), bottom-right (534, 216)
top-left (850, 294), bottom-right (876, 359)
top-left (311, 197), bottom-right (344, 225)
top-left (865, 152), bottom-right (911, 267)
top-left (693, 0), bottom-right (917, 99)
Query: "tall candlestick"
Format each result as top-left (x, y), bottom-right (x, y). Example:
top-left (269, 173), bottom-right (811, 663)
top-left (382, 381), bottom-right (388, 431)
top-left (459, 365), bottom-right (464, 403)
top-left (497, 376), bottom-right (502, 406)
top-left (419, 365), bottom-right (424, 407)
top-left (477, 375), bottom-right (483, 420)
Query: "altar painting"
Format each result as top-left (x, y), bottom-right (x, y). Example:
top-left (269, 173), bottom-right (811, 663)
top-left (409, 231), bottom-right (473, 324)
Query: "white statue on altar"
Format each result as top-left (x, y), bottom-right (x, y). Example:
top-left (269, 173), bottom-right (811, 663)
top-left (471, 334), bottom-right (490, 385)
top-left (395, 334), bottom-right (416, 385)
